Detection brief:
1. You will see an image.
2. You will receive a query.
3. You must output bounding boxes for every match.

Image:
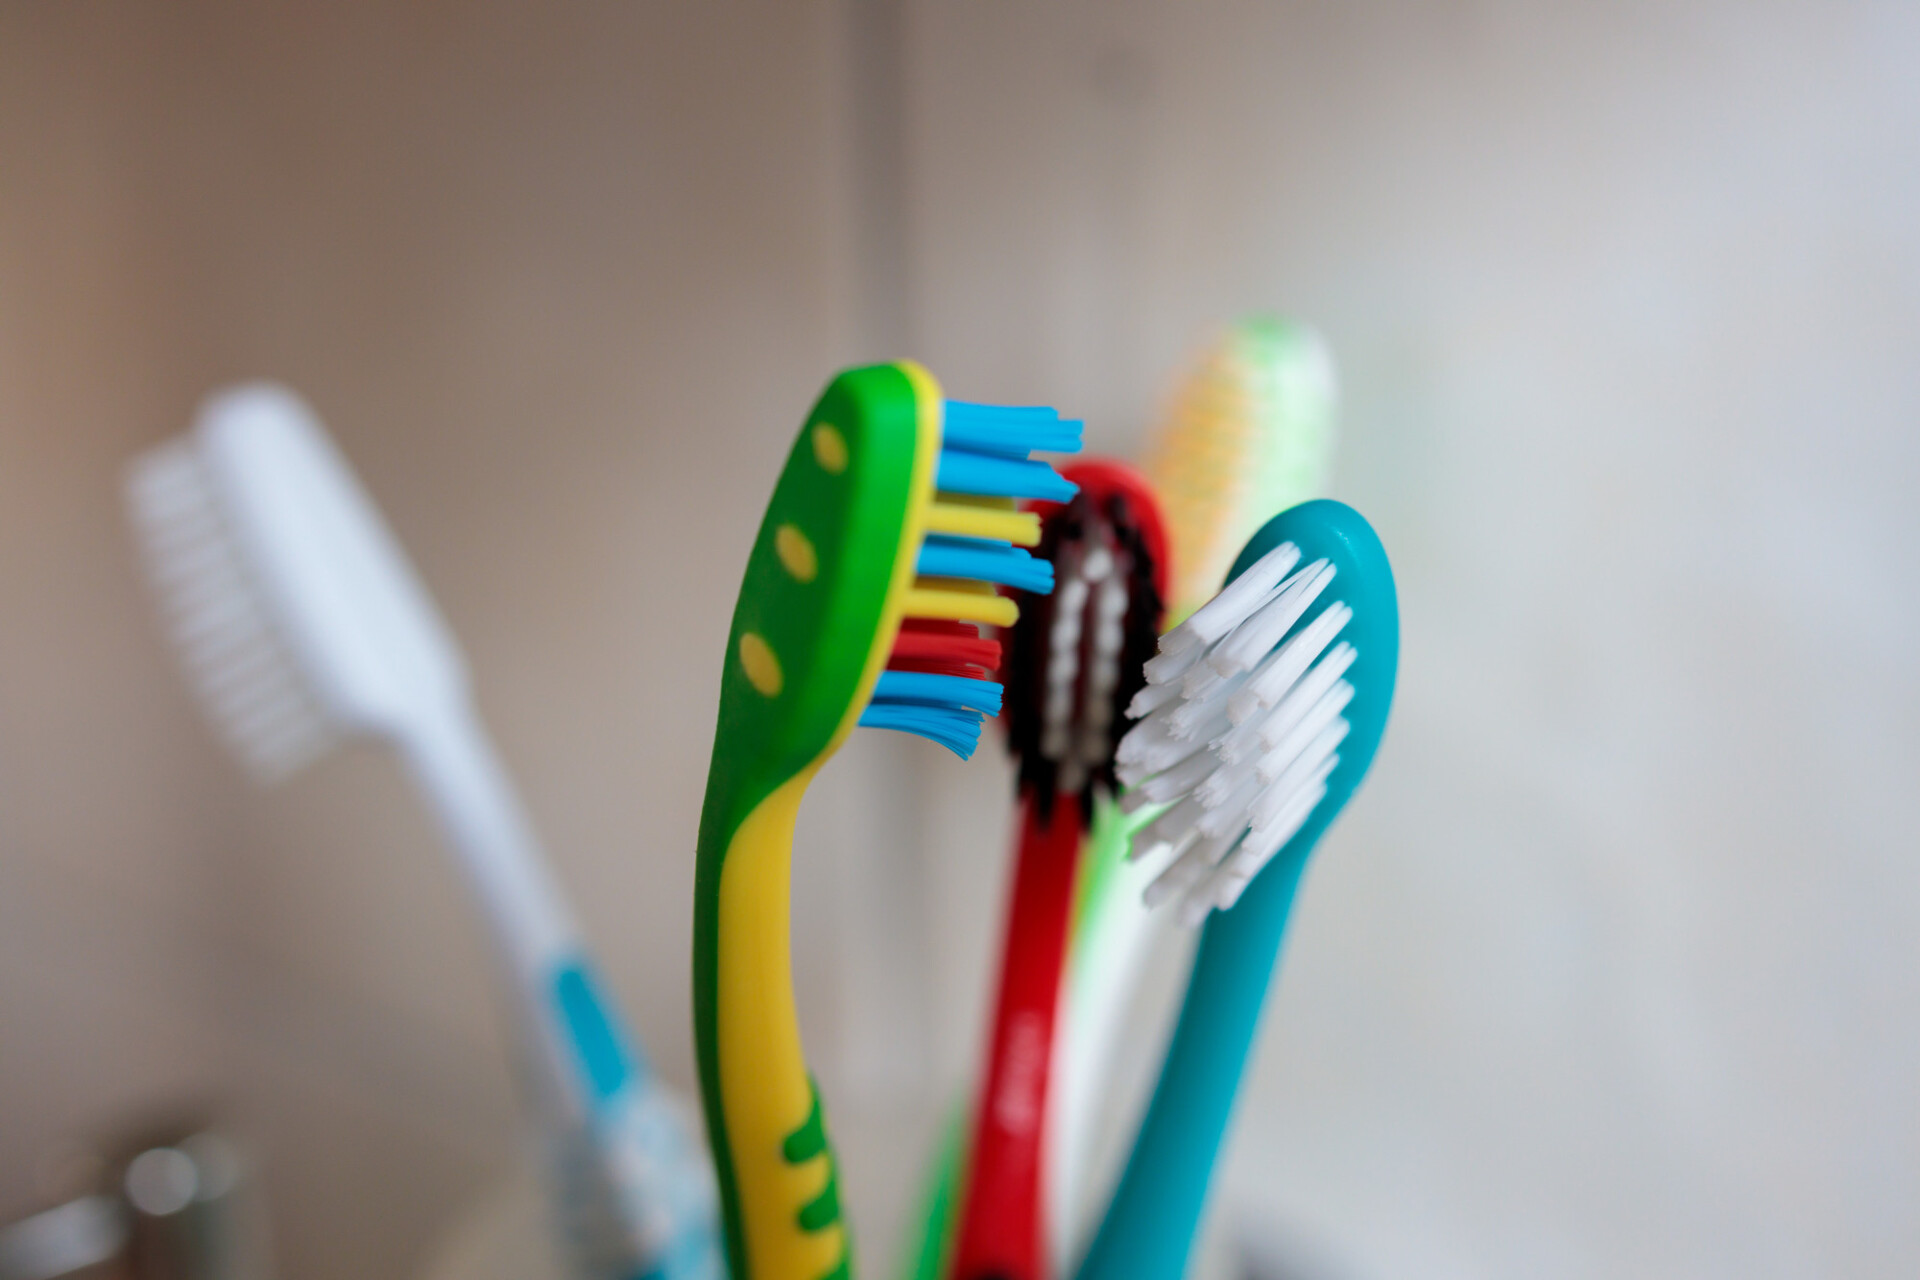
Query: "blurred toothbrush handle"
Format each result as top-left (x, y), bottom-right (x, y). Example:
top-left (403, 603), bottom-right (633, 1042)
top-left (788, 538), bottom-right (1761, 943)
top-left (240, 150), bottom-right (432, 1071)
top-left (400, 702), bottom-right (580, 992)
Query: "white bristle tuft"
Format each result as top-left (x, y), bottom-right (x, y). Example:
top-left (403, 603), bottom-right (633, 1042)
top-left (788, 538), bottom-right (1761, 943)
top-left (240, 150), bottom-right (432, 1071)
top-left (1195, 770), bottom-right (1262, 838)
top-left (1165, 680), bottom-right (1238, 742)
top-left (1206, 560), bottom-right (1333, 677)
top-left (1174, 543), bottom-right (1298, 645)
top-left (1227, 605), bottom-right (1352, 724)
top-left (1141, 639), bottom-right (1205, 686)
top-left (1116, 542), bottom-right (1354, 924)
top-left (1247, 646), bottom-right (1357, 752)
top-left (1132, 748), bottom-right (1217, 805)
top-left (1072, 573), bottom-right (1129, 778)
top-left (1249, 727), bottom-right (1346, 829)
top-left (126, 441), bottom-right (338, 783)
top-left (1254, 687), bottom-right (1353, 787)
top-left (1126, 677), bottom-right (1181, 720)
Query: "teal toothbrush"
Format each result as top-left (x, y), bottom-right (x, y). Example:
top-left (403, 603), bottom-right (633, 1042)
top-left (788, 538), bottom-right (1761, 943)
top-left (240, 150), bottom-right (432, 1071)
top-left (1076, 499), bottom-right (1398, 1280)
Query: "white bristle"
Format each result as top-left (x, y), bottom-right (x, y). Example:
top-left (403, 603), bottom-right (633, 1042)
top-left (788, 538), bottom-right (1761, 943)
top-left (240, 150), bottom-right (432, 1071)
top-left (1037, 526), bottom-right (1140, 801)
top-left (1193, 752), bottom-right (1257, 808)
top-left (1131, 748), bottom-right (1217, 805)
top-left (1038, 549), bottom-right (1087, 764)
top-left (1081, 543), bottom-right (1115, 584)
top-left (126, 441), bottom-right (338, 783)
top-left (1227, 604), bottom-right (1352, 724)
top-left (1254, 686), bottom-right (1353, 786)
top-left (1248, 645), bottom-right (1357, 753)
top-left (1178, 652), bottom-right (1236, 700)
top-left (1076, 575), bottom-right (1128, 775)
top-left (1196, 758), bottom-right (1338, 917)
top-left (1195, 771), bottom-right (1261, 838)
top-left (1113, 728), bottom-right (1164, 777)
top-left (1249, 725), bottom-right (1346, 830)
top-left (1126, 677), bottom-right (1181, 720)
top-left (1117, 542), bottom-right (1353, 924)
top-left (1131, 793), bottom-right (1204, 862)
top-left (1141, 638), bottom-right (1205, 685)
top-left (1172, 543), bottom-right (1298, 647)
top-left (1206, 560), bottom-right (1333, 677)
top-left (1153, 624), bottom-right (1203, 659)
top-left (1144, 828), bottom-right (1242, 910)
top-left (1165, 681), bottom-right (1238, 742)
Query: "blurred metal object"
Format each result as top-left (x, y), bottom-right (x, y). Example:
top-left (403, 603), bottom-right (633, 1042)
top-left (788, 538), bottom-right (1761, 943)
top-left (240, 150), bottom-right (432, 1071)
top-left (120, 1132), bottom-right (271, 1280)
top-left (0, 1195), bottom-right (128, 1280)
top-left (1, 1127), bottom-right (271, 1280)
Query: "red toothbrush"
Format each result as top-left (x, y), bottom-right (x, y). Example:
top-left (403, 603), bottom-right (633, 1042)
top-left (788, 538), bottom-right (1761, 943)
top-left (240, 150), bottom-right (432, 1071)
top-left (948, 460), bottom-right (1167, 1280)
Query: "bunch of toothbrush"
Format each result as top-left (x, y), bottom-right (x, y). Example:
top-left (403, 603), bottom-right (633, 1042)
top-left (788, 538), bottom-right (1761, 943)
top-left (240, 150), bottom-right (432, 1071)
top-left (125, 319), bottom-right (1397, 1280)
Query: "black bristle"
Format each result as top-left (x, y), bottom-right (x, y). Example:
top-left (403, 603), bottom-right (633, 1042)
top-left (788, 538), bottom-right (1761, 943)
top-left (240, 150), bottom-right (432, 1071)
top-left (1107, 491), bottom-right (1164, 791)
top-left (1002, 489), bottom-right (1163, 822)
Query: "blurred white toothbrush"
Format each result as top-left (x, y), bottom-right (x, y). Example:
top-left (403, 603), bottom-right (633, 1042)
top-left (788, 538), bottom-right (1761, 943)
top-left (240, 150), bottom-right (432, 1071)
top-left (125, 383), bottom-right (721, 1280)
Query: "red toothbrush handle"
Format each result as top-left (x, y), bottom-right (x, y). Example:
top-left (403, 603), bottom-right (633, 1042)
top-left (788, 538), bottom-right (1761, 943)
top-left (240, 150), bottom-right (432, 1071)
top-left (949, 793), bottom-right (1086, 1280)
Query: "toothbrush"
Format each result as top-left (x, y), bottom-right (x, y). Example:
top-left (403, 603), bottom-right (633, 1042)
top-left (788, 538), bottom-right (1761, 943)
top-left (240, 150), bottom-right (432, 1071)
top-left (945, 461), bottom-right (1166, 1280)
top-left (124, 384), bottom-right (722, 1280)
top-left (690, 362), bottom-right (1079, 1280)
top-left (1050, 319), bottom-right (1337, 1271)
top-left (1076, 499), bottom-right (1399, 1280)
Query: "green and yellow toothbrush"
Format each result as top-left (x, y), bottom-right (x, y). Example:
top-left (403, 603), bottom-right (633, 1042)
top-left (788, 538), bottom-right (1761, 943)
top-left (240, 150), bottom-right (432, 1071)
top-left (692, 362), bottom-right (1081, 1280)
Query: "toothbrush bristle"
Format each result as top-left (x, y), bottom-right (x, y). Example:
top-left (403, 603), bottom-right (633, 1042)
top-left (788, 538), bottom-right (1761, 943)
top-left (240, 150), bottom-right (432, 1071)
top-left (125, 439), bottom-right (339, 782)
top-left (887, 619), bottom-right (1002, 678)
top-left (1004, 480), bottom-right (1163, 817)
top-left (1115, 541), bottom-right (1353, 923)
top-left (858, 399), bottom-right (1083, 758)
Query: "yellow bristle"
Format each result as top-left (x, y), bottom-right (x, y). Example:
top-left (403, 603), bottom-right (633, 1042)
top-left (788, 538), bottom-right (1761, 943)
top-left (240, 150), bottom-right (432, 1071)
top-left (903, 585), bottom-right (1019, 629)
top-left (924, 501), bottom-right (1042, 547)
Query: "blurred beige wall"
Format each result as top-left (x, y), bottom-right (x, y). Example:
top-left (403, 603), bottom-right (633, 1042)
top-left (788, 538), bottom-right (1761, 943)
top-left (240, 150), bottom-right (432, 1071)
top-left (3, 3), bottom-right (1918, 1279)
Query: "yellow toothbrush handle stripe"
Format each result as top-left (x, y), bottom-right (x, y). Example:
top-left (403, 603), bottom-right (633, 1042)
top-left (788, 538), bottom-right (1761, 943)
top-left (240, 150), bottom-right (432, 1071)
top-left (716, 773), bottom-right (851, 1280)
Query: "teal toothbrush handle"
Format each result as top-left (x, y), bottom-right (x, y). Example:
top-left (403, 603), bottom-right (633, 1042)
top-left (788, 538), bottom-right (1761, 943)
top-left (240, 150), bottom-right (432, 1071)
top-left (1073, 846), bottom-right (1308, 1280)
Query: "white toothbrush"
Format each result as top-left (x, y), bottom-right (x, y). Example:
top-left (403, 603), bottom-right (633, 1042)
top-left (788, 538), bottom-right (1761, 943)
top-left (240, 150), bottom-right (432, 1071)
top-left (124, 383), bottom-right (722, 1280)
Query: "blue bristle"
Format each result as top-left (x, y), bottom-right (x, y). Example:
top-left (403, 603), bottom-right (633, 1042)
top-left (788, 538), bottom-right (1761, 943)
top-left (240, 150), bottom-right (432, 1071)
top-left (916, 538), bottom-right (1055, 593)
top-left (858, 703), bottom-right (986, 758)
top-left (857, 396), bottom-right (1079, 758)
top-left (860, 672), bottom-right (1005, 757)
top-left (941, 400), bottom-right (1085, 457)
top-left (936, 450), bottom-right (1079, 503)
top-left (870, 670), bottom-right (1004, 716)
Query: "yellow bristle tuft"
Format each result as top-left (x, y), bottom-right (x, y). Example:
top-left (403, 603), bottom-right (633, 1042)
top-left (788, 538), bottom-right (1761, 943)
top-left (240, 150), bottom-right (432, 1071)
top-left (925, 501), bottom-right (1042, 547)
top-left (903, 585), bottom-right (1019, 629)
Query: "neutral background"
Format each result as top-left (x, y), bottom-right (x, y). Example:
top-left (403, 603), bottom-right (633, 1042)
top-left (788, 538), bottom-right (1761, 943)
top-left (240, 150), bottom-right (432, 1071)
top-left (3, 3), bottom-right (1916, 1278)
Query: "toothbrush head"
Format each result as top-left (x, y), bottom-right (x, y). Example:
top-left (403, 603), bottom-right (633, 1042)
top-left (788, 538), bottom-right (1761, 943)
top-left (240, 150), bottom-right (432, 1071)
top-left (1144, 318), bottom-right (1338, 621)
top-left (124, 383), bottom-right (463, 780)
top-left (699, 361), bottom-right (1081, 831)
top-left (1114, 499), bottom-right (1397, 924)
top-left (1002, 459), bottom-right (1167, 819)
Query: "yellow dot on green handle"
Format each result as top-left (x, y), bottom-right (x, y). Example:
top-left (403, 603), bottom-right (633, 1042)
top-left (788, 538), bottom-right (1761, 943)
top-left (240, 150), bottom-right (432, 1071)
top-left (739, 632), bottom-right (783, 697)
top-left (811, 423), bottom-right (848, 474)
top-left (774, 524), bottom-right (817, 582)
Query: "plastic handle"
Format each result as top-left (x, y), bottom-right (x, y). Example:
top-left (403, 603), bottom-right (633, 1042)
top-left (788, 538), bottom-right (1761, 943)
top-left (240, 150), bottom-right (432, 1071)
top-left (400, 700), bottom-right (588, 1107)
top-left (1072, 848), bottom-right (1307, 1280)
top-left (950, 795), bottom-right (1086, 1280)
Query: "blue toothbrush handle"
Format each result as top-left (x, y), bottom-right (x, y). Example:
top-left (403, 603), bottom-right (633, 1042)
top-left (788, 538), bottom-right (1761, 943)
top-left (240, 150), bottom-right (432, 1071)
top-left (1074, 844), bottom-right (1310, 1280)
